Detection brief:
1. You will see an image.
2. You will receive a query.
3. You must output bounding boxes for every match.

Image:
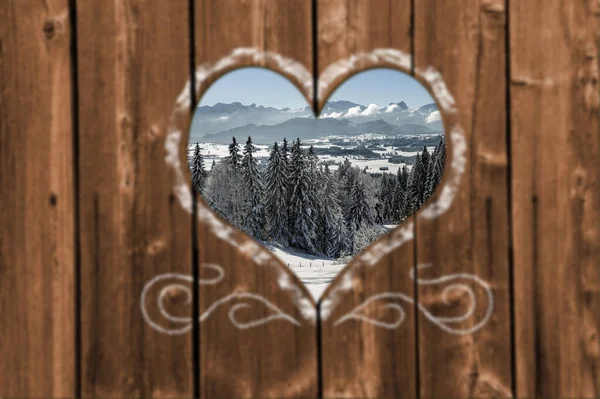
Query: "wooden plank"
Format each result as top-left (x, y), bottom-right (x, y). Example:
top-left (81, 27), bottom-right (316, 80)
top-left (0, 1), bottom-right (75, 396)
top-left (317, 0), bottom-right (412, 110)
top-left (316, 1), bottom-right (418, 397)
top-left (413, 1), bottom-right (513, 397)
top-left (76, 1), bottom-right (194, 396)
top-left (195, 1), bottom-right (318, 397)
top-left (510, 1), bottom-right (600, 396)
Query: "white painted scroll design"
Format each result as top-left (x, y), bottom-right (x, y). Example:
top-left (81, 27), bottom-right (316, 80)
top-left (141, 263), bottom-right (301, 335)
top-left (334, 264), bottom-right (494, 335)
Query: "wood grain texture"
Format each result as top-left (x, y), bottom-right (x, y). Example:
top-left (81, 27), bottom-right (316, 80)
top-left (317, 0), bottom-right (412, 112)
top-left (317, 1), bottom-right (417, 397)
top-left (510, 1), bottom-right (600, 397)
top-left (0, 0), bottom-right (75, 396)
top-left (195, 1), bottom-right (318, 397)
top-left (414, 0), bottom-right (513, 397)
top-left (77, 1), bottom-right (193, 396)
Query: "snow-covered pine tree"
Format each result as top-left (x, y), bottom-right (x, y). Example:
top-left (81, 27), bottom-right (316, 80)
top-left (419, 146), bottom-right (430, 205)
top-left (406, 153), bottom-right (424, 216)
top-left (191, 143), bottom-right (208, 194)
top-left (439, 138), bottom-right (446, 168)
top-left (337, 157), bottom-right (354, 212)
top-left (203, 160), bottom-right (245, 229)
top-left (375, 174), bottom-right (385, 223)
top-left (377, 173), bottom-right (396, 222)
top-left (283, 137), bottom-right (295, 214)
top-left (306, 146), bottom-right (321, 196)
top-left (281, 138), bottom-right (291, 184)
top-left (424, 139), bottom-right (443, 199)
top-left (392, 183), bottom-right (406, 223)
top-left (281, 137), bottom-right (290, 167)
top-left (338, 158), bottom-right (352, 181)
top-left (311, 153), bottom-right (329, 253)
top-left (306, 145), bottom-right (322, 239)
top-left (387, 173), bottom-right (397, 221)
top-left (288, 138), bottom-right (318, 253)
top-left (241, 136), bottom-right (266, 239)
top-left (353, 224), bottom-right (388, 255)
top-left (374, 200), bottom-right (383, 224)
top-left (340, 165), bottom-right (359, 221)
top-left (321, 164), bottom-right (349, 258)
top-left (307, 145), bottom-right (318, 173)
top-left (347, 176), bottom-right (374, 230)
top-left (346, 222), bottom-right (357, 255)
top-left (265, 142), bottom-right (290, 244)
top-left (400, 164), bottom-right (409, 188)
top-left (227, 136), bottom-right (242, 168)
top-left (392, 165), bottom-right (409, 222)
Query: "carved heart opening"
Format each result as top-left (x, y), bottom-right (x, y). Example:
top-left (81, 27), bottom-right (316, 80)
top-left (187, 67), bottom-right (446, 300)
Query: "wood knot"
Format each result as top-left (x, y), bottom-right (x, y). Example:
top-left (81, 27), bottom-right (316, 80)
top-left (163, 286), bottom-right (188, 304)
top-left (570, 168), bottom-right (588, 198)
top-left (42, 20), bottom-right (56, 40)
top-left (482, 2), bottom-right (505, 15)
top-left (146, 240), bottom-right (167, 256)
top-left (49, 193), bottom-right (58, 206)
top-left (147, 125), bottom-right (160, 141)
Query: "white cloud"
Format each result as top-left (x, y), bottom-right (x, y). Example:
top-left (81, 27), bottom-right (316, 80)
top-left (425, 110), bottom-right (441, 123)
top-left (345, 103), bottom-right (379, 118)
top-left (322, 103), bottom-right (380, 119)
top-left (362, 103), bottom-right (380, 116)
top-left (321, 111), bottom-right (344, 119)
top-left (385, 104), bottom-right (398, 113)
top-left (344, 106), bottom-right (364, 117)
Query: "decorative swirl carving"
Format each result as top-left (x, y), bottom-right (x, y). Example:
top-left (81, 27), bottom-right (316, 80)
top-left (335, 264), bottom-right (493, 335)
top-left (200, 292), bottom-right (301, 329)
top-left (141, 264), bottom-right (301, 335)
top-left (141, 273), bottom-right (194, 335)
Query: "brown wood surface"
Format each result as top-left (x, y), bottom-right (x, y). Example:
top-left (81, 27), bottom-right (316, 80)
top-left (413, 0), bottom-right (513, 397)
top-left (195, 1), bottom-right (318, 397)
top-left (0, 0), bottom-right (75, 396)
top-left (510, 1), bottom-right (600, 397)
top-left (77, 1), bottom-right (193, 396)
top-left (1, 0), bottom-right (600, 397)
top-left (317, 1), bottom-right (417, 398)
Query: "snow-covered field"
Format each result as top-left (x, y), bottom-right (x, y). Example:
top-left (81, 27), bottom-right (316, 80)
top-left (189, 141), bottom-right (434, 174)
top-left (261, 242), bottom-right (346, 300)
top-left (260, 225), bottom-right (396, 300)
top-left (291, 265), bottom-right (346, 300)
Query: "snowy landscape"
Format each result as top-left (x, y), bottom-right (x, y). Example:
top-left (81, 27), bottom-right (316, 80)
top-left (188, 69), bottom-right (445, 299)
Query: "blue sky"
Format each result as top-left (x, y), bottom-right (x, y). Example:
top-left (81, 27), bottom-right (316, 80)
top-left (198, 67), bottom-right (434, 110)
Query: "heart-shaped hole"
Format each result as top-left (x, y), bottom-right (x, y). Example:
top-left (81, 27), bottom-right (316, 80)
top-left (188, 67), bottom-right (446, 300)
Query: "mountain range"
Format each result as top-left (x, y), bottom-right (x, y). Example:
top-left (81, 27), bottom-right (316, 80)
top-left (191, 100), bottom-right (443, 144)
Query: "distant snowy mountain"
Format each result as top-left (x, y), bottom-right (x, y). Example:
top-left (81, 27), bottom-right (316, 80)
top-left (200, 118), bottom-right (434, 144)
top-left (192, 102), bottom-right (312, 137)
top-left (190, 100), bottom-right (443, 142)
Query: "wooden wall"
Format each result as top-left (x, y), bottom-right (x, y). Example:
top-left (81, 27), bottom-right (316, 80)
top-left (0, 0), bottom-right (598, 397)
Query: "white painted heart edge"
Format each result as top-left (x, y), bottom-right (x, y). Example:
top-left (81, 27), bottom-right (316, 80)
top-left (141, 47), bottom-right (492, 336)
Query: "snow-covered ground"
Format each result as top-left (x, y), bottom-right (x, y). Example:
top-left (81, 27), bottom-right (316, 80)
top-left (261, 242), bottom-right (347, 300)
top-left (291, 264), bottom-right (346, 300)
top-left (259, 226), bottom-right (397, 300)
